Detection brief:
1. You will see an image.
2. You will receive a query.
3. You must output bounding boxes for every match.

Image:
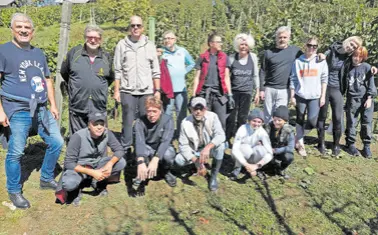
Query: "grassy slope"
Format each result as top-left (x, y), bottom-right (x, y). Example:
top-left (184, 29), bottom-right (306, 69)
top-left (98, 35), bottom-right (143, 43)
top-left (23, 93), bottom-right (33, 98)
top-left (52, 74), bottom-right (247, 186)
top-left (0, 23), bottom-right (378, 235)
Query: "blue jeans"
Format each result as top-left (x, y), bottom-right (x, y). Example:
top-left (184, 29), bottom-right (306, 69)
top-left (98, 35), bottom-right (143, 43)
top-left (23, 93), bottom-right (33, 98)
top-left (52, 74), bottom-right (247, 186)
top-left (5, 110), bottom-right (64, 193)
top-left (164, 91), bottom-right (188, 137)
top-left (175, 144), bottom-right (225, 167)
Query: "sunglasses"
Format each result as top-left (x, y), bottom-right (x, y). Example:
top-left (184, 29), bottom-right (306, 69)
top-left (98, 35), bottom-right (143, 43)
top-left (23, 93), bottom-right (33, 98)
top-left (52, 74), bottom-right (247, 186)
top-left (130, 24), bottom-right (143, 29)
top-left (306, 44), bottom-right (318, 49)
top-left (193, 105), bottom-right (205, 111)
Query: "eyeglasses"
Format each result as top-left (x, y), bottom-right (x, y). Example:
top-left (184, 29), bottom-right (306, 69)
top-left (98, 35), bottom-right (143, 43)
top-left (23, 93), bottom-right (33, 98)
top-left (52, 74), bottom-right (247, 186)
top-left (130, 24), bottom-right (143, 29)
top-left (86, 36), bottom-right (101, 41)
top-left (212, 41), bottom-right (223, 44)
top-left (306, 44), bottom-right (318, 49)
top-left (164, 37), bottom-right (176, 41)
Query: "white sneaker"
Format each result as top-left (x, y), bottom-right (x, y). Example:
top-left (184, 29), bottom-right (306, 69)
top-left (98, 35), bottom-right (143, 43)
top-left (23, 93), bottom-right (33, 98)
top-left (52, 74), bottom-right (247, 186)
top-left (297, 144), bottom-right (307, 157)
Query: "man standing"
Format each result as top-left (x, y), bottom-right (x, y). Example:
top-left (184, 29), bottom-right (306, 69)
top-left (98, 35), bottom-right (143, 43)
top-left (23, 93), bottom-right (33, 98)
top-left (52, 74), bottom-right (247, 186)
top-left (0, 13), bottom-right (64, 209)
top-left (113, 16), bottom-right (161, 156)
top-left (161, 30), bottom-right (195, 137)
top-left (259, 26), bottom-right (302, 122)
top-left (192, 33), bottom-right (234, 130)
top-left (55, 112), bottom-right (126, 206)
top-left (61, 24), bottom-right (113, 135)
top-left (134, 96), bottom-right (176, 188)
top-left (175, 97), bottom-right (225, 191)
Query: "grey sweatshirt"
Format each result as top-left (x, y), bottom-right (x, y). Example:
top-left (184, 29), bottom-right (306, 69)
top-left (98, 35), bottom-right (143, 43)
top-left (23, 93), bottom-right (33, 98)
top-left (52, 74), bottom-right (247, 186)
top-left (290, 54), bottom-right (328, 99)
top-left (64, 128), bottom-right (124, 170)
top-left (114, 35), bottom-right (160, 95)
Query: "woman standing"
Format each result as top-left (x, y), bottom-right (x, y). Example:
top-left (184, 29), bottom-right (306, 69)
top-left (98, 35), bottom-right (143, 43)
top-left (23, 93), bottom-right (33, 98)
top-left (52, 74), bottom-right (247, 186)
top-left (290, 37), bottom-right (328, 157)
top-left (317, 36), bottom-right (363, 156)
top-left (226, 33), bottom-right (260, 145)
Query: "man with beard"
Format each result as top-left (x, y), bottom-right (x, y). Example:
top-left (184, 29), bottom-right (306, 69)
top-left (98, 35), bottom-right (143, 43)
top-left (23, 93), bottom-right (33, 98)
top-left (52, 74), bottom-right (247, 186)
top-left (175, 97), bottom-right (226, 191)
top-left (113, 16), bottom-right (161, 158)
top-left (134, 96), bottom-right (176, 188)
top-left (0, 13), bottom-right (64, 208)
top-left (259, 26), bottom-right (302, 122)
top-left (61, 24), bottom-right (113, 135)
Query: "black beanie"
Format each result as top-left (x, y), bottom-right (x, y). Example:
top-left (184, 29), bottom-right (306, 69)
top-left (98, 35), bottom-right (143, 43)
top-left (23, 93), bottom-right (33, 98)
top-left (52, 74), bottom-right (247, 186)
top-left (273, 105), bottom-right (289, 121)
top-left (248, 108), bottom-right (264, 122)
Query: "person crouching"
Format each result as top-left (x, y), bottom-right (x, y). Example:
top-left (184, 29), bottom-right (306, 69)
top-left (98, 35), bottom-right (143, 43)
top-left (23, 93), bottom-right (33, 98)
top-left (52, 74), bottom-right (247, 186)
top-left (229, 108), bottom-right (273, 180)
top-left (55, 112), bottom-right (126, 205)
top-left (264, 106), bottom-right (295, 179)
top-left (134, 96), bottom-right (177, 188)
top-left (175, 97), bottom-right (226, 191)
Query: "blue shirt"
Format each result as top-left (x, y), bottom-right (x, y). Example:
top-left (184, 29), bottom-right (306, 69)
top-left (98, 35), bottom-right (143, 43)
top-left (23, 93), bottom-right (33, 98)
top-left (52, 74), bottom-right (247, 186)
top-left (0, 42), bottom-right (50, 118)
top-left (162, 45), bottom-right (195, 92)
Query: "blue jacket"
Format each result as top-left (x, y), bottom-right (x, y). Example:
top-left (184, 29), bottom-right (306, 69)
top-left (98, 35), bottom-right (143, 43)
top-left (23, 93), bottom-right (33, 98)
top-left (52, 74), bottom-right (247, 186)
top-left (162, 45), bottom-right (195, 92)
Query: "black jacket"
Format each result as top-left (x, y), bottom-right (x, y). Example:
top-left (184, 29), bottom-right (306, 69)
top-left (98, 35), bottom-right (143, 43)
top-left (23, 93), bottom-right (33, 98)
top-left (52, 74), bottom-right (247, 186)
top-left (325, 42), bottom-right (352, 95)
top-left (61, 44), bottom-right (114, 114)
top-left (134, 114), bottom-right (174, 160)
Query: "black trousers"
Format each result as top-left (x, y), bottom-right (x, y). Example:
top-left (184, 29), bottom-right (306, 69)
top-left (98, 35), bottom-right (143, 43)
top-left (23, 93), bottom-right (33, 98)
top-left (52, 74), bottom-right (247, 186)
top-left (69, 111), bottom-right (88, 136)
top-left (345, 96), bottom-right (374, 145)
top-left (226, 92), bottom-right (252, 140)
top-left (317, 86), bottom-right (344, 132)
top-left (199, 91), bottom-right (227, 130)
top-left (120, 93), bottom-right (149, 150)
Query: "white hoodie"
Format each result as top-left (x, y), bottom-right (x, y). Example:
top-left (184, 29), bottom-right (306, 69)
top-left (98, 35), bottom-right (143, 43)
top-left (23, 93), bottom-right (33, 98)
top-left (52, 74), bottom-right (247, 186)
top-left (290, 54), bottom-right (328, 99)
top-left (232, 124), bottom-right (273, 166)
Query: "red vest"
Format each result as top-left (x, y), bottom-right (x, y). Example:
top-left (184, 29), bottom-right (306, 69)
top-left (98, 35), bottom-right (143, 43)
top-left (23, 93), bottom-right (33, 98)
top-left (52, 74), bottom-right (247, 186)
top-left (195, 50), bottom-right (228, 95)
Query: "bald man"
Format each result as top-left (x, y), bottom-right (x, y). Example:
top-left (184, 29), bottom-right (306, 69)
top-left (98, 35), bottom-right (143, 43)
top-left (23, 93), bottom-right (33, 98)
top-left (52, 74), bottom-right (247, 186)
top-left (113, 16), bottom-right (161, 158)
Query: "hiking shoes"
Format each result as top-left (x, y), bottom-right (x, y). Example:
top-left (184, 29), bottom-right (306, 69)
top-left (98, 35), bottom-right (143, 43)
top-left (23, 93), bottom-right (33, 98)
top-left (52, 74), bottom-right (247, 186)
top-left (9, 192), bottom-right (30, 209)
top-left (362, 145), bottom-right (372, 159)
top-left (347, 144), bottom-right (360, 157)
top-left (40, 179), bottom-right (58, 190)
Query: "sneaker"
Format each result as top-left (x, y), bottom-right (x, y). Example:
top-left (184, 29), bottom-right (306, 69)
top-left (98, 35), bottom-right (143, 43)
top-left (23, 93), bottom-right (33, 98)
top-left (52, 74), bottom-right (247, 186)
top-left (229, 167), bottom-right (241, 181)
top-left (164, 171), bottom-right (177, 187)
top-left (347, 144), bottom-right (360, 157)
top-left (9, 192), bottom-right (30, 209)
top-left (362, 145), bottom-right (372, 159)
top-left (296, 144), bottom-right (307, 157)
top-left (72, 191), bottom-right (82, 207)
top-left (40, 179), bottom-right (58, 190)
top-left (97, 188), bottom-right (108, 197)
top-left (277, 170), bottom-right (290, 180)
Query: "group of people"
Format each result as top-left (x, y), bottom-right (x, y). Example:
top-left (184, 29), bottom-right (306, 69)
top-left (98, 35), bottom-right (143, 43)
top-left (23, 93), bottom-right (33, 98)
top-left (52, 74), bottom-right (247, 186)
top-left (0, 13), bottom-right (375, 209)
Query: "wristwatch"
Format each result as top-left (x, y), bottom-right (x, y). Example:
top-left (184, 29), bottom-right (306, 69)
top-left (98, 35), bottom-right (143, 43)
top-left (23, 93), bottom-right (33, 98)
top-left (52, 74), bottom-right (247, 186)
top-left (137, 160), bottom-right (145, 165)
top-left (257, 163), bottom-right (262, 169)
top-left (155, 88), bottom-right (162, 93)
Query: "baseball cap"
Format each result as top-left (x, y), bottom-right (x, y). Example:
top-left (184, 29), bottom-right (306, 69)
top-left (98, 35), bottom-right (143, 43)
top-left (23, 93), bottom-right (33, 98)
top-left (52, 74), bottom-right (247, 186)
top-left (190, 97), bottom-right (207, 108)
top-left (88, 112), bottom-right (106, 122)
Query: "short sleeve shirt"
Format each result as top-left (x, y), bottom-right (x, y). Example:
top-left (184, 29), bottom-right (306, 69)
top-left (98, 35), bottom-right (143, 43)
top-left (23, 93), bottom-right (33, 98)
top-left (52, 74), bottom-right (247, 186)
top-left (0, 42), bottom-right (50, 118)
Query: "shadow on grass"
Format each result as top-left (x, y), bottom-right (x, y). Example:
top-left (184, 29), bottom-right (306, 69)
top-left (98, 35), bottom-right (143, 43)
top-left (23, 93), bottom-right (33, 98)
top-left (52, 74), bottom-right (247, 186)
top-left (21, 142), bottom-right (62, 185)
top-left (169, 207), bottom-right (196, 235)
top-left (303, 189), bottom-right (364, 235)
top-left (207, 196), bottom-right (256, 235)
top-left (251, 177), bottom-right (295, 235)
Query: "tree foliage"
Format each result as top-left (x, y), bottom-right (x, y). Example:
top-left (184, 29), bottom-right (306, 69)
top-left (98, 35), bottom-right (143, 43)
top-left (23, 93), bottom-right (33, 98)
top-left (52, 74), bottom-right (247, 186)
top-left (1, 0), bottom-right (378, 72)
